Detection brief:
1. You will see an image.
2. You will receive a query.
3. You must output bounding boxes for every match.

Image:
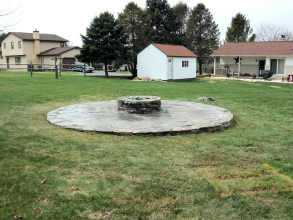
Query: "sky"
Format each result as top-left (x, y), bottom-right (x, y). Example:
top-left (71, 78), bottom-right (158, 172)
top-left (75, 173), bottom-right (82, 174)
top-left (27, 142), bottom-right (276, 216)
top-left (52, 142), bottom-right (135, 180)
top-left (2, 0), bottom-right (293, 46)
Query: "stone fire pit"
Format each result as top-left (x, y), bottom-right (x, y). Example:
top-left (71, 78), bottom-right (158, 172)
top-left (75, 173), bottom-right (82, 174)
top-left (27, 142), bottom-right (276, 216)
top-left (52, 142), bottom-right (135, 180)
top-left (47, 96), bottom-right (234, 136)
top-left (117, 96), bottom-right (161, 114)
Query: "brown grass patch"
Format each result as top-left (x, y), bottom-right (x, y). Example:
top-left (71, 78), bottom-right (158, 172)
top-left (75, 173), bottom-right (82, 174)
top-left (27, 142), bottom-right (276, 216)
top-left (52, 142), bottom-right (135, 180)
top-left (197, 164), bottom-right (293, 197)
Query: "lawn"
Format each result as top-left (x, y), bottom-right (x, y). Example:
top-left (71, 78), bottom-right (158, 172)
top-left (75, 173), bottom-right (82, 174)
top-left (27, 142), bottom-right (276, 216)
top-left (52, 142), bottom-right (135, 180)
top-left (0, 71), bottom-right (292, 219)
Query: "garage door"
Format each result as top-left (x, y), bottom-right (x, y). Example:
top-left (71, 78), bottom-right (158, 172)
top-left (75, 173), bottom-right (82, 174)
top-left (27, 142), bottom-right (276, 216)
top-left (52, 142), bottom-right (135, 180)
top-left (62, 57), bottom-right (75, 69)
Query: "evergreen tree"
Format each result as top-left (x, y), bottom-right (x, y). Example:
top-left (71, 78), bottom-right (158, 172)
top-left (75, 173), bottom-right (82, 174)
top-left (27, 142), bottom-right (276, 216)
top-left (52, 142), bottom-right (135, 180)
top-left (173, 2), bottom-right (189, 35)
top-left (186, 3), bottom-right (220, 75)
top-left (145, 0), bottom-right (184, 44)
top-left (80, 12), bottom-right (127, 77)
top-left (0, 32), bottom-right (7, 40)
top-left (225, 13), bottom-right (256, 42)
top-left (118, 2), bottom-right (153, 78)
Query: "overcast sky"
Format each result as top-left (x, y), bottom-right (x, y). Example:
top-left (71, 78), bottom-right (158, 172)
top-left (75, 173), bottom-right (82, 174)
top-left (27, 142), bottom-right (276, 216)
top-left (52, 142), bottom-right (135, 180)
top-left (2, 0), bottom-right (293, 46)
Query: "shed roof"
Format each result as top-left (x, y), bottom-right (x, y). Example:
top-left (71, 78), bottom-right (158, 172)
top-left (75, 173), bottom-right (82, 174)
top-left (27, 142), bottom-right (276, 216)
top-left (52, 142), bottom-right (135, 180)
top-left (37, 47), bottom-right (79, 56)
top-left (153, 43), bottom-right (197, 57)
top-left (212, 41), bottom-right (293, 56)
top-left (3, 32), bottom-right (68, 42)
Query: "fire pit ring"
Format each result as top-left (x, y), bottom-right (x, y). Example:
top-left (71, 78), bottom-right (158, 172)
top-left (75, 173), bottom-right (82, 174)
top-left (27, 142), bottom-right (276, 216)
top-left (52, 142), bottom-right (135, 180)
top-left (117, 96), bottom-right (161, 114)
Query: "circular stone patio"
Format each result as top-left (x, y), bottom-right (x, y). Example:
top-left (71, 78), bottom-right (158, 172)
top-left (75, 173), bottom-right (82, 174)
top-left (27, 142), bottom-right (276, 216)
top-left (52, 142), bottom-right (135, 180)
top-left (47, 100), bottom-right (233, 135)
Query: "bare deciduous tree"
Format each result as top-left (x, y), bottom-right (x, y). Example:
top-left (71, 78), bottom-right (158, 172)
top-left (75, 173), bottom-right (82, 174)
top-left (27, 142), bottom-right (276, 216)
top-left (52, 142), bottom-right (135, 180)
top-left (256, 23), bottom-right (293, 41)
top-left (0, 1), bottom-right (22, 31)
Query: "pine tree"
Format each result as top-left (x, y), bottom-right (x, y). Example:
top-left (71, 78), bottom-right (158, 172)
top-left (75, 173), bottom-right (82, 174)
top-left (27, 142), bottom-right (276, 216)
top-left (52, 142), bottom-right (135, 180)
top-left (225, 13), bottom-right (256, 42)
top-left (186, 3), bottom-right (220, 75)
top-left (80, 12), bottom-right (127, 77)
top-left (145, 0), bottom-right (184, 44)
top-left (173, 2), bottom-right (189, 35)
top-left (118, 2), bottom-right (153, 78)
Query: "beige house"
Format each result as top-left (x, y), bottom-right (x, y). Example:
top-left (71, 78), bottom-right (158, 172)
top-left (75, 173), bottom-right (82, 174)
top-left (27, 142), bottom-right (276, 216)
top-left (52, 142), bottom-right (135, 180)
top-left (0, 30), bottom-right (80, 70)
top-left (211, 41), bottom-right (293, 77)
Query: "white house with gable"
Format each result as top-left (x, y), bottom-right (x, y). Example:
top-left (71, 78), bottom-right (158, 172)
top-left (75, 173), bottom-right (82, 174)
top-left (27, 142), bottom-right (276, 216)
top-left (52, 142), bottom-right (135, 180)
top-left (137, 43), bottom-right (197, 80)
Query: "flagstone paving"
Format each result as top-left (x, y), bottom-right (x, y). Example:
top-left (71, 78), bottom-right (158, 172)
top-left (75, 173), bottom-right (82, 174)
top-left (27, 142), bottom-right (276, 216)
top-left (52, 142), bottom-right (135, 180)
top-left (47, 100), bottom-right (234, 135)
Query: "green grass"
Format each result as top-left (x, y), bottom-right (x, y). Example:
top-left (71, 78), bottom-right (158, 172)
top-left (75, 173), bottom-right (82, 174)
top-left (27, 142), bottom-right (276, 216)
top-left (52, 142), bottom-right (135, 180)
top-left (115, 71), bottom-right (131, 74)
top-left (0, 71), bottom-right (293, 219)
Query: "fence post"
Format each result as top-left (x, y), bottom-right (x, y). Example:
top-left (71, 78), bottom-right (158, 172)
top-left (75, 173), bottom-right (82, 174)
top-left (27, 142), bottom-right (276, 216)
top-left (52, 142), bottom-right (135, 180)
top-left (59, 57), bottom-right (62, 77)
top-left (55, 57), bottom-right (58, 79)
top-left (30, 61), bottom-right (33, 77)
top-left (83, 62), bottom-right (86, 77)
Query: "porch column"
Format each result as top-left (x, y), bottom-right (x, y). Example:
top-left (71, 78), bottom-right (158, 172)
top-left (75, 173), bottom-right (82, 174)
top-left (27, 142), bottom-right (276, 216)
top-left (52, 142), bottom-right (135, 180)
top-left (213, 57), bottom-right (216, 76)
top-left (238, 57), bottom-right (241, 77)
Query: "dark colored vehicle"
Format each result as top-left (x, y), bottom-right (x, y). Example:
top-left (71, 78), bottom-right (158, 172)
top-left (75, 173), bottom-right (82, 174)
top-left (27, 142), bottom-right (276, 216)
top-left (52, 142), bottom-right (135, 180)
top-left (262, 70), bottom-right (273, 80)
top-left (70, 62), bottom-right (94, 73)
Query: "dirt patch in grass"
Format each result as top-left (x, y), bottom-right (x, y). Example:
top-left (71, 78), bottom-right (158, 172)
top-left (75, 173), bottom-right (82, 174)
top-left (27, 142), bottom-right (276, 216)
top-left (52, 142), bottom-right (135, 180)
top-left (197, 164), bottom-right (293, 197)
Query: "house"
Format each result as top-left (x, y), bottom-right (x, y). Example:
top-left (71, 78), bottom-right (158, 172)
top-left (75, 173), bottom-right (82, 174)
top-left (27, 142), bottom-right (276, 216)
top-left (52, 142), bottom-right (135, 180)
top-left (37, 46), bottom-right (80, 69)
top-left (211, 41), bottom-right (293, 77)
top-left (137, 43), bottom-right (197, 80)
top-left (0, 30), bottom-right (80, 70)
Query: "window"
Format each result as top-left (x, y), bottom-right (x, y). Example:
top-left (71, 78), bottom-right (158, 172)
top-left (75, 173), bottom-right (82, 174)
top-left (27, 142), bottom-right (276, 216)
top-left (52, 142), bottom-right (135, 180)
top-left (271, 59), bottom-right (285, 74)
top-left (182, 61), bottom-right (189, 67)
top-left (4, 43), bottom-right (6, 49)
top-left (11, 42), bottom-right (14, 49)
top-left (15, 57), bottom-right (21, 65)
top-left (60, 42), bottom-right (64, 47)
top-left (18, 41), bottom-right (21, 49)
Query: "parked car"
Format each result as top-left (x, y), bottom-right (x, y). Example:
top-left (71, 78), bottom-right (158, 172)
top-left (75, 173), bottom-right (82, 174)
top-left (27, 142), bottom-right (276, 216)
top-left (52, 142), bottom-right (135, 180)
top-left (69, 62), bottom-right (94, 73)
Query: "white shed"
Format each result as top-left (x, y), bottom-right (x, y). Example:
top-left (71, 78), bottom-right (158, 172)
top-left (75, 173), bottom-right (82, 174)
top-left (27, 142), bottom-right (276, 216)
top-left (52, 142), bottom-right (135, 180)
top-left (137, 43), bottom-right (197, 80)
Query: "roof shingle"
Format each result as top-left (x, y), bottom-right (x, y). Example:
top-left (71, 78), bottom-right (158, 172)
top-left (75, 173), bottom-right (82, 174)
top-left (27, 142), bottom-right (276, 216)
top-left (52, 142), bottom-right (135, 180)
top-left (212, 41), bottom-right (293, 56)
top-left (7, 32), bottom-right (68, 42)
top-left (37, 47), bottom-right (79, 56)
top-left (153, 43), bottom-right (197, 57)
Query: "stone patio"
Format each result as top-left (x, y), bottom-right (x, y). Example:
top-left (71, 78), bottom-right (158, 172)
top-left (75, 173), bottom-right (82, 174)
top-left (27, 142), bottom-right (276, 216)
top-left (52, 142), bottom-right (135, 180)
top-left (47, 100), bottom-right (234, 135)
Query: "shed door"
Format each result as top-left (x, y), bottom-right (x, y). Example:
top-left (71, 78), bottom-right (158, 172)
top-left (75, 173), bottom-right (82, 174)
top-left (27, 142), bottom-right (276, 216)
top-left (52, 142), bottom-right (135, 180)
top-left (167, 59), bottom-right (173, 80)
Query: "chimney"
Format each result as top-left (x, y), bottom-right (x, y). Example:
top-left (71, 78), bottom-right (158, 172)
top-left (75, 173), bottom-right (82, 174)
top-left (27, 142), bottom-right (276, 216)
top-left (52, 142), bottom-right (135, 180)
top-left (32, 29), bottom-right (40, 64)
top-left (33, 29), bottom-right (40, 40)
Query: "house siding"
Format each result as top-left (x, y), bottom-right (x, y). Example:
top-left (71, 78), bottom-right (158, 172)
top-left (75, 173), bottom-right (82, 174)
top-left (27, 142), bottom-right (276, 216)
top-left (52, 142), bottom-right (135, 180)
top-left (1, 35), bottom-right (24, 57)
top-left (171, 57), bottom-right (196, 80)
top-left (138, 44), bottom-right (167, 80)
top-left (23, 41), bottom-right (34, 63)
top-left (40, 42), bottom-right (62, 53)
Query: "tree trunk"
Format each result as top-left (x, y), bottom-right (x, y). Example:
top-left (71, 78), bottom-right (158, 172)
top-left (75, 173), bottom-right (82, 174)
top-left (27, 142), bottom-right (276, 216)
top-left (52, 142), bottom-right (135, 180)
top-left (132, 59), bottom-right (137, 78)
top-left (132, 69), bottom-right (137, 78)
top-left (104, 60), bottom-right (109, 77)
top-left (127, 63), bottom-right (137, 79)
top-left (199, 59), bottom-right (203, 75)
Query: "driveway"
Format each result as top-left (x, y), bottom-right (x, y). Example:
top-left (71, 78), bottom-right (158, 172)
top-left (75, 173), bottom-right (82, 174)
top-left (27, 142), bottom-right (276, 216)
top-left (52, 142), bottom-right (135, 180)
top-left (74, 70), bottom-right (131, 77)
